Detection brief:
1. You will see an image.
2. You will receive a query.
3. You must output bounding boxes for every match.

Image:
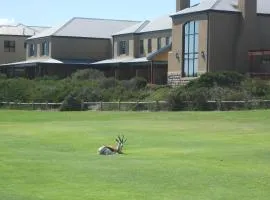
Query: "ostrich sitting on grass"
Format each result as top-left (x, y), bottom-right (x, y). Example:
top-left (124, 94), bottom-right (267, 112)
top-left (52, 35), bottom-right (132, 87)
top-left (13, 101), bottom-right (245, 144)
top-left (98, 135), bottom-right (127, 155)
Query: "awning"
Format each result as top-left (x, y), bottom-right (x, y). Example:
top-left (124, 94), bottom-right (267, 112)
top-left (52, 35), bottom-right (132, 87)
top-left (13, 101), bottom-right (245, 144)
top-left (92, 57), bottom-right (149, 65)
top-left (0, 58), bottom-right (96, 68)
top-left (0, 58), bottom-right (63, 67)
top-left (147, 43), bottom-right (171, 60)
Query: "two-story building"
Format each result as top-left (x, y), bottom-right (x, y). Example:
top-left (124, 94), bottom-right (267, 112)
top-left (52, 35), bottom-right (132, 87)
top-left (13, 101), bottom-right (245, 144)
top-left (2, 0), bottom-right (270, 85)
top-left (0, 23), bottom-right (49, 65)
top-left (93, 15), bottom-right (172, 84)
top-left (0, 17), bottom-right (140, 78)
top-left (168, 0), bottom-right (270, 85)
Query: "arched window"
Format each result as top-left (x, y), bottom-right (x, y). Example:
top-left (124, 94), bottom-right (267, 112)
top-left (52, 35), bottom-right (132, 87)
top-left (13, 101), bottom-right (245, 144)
top-left (183, 21), bottom-right (199, 77)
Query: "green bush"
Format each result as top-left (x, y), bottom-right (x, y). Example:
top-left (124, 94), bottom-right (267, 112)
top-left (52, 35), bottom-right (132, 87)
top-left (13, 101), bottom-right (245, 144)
top-left (0, 73), bottom-right (7, 79)
top-left (59, 93), bottom-right (84, 111)
top-left (187, 71), bottom-right (246, 88)
top-left (242, 78), bottom-right (270, 97)
top-left (71, 69), bottom-right (105, 80)
top-left (0, 78), bottom-right (35, 102)
top-left (99, 77), bottom-right (119, 89)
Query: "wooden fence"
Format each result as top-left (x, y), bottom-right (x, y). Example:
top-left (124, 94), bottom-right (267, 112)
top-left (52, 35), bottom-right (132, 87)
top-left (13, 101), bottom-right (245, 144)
top-left (1, 100), bottom-right (270, 111)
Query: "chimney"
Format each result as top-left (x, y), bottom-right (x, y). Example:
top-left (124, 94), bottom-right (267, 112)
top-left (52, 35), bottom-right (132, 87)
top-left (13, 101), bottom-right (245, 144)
top-left (176, 0), bottom-right (190, 12)
top-left (238, 0), bottom-right (257, 20)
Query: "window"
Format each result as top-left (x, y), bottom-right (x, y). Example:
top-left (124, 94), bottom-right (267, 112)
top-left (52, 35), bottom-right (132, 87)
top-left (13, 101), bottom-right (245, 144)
top-left (148, 39), bottom-right (152, 53)
top-left (119, 40), bottom-right (128, 55)
top-left (157, 37), bottom-right (161, 49)
top-left (41, 41), bottom-right (49, 56)
top-left (139, 40), bottom-right (144, 55)
top-left (29, 43), bottom-right (36, 57)
top-left (4, 40), bottom-right (15, 52)
top-left (166, 37), bottom-right (171, 45)
top-left (183, 21), bottom-right (199, 77)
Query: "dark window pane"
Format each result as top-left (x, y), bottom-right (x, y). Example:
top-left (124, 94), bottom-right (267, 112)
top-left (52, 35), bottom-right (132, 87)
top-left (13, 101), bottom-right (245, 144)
top-left (148, 39), bottom-right (152, 53)
top-left (140, 40), bottom-right (144, 55)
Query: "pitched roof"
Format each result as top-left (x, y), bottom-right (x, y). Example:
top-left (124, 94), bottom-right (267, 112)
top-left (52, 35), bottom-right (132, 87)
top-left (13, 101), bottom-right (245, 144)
top-left (113, 15), bottom-right (172, 36)
top-left (140, 15), bottom-right (172, 33)
top-left (27, 26), bottom-right (51, 33)
top-left (171, 0), bottom-right (270, 17)
top-left (147, 43), bottom-right (172, 60)
top-left (113, 20), bottom-right (150, 36)
top-left (0, 24), bottom-right (41, 36)
top-left (92, 57), bottom-right (149, 65)
top-left (28, 17), bottom-right (140, 40)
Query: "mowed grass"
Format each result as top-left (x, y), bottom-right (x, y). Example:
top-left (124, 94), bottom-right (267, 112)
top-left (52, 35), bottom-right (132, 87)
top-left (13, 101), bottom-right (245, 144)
top-left (0, 110), bottom-right (270, 200)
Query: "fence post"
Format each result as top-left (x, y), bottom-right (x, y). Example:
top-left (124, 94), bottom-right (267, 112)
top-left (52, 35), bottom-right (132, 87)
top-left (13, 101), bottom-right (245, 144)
top-left (100, 101), bottom-right (103, 111)
top-left (118, 101), bottom-right (121, 111)
top-left (32, 101), bottom-right (34, 110)
top-left (81, 101), bottom-right (85, 111)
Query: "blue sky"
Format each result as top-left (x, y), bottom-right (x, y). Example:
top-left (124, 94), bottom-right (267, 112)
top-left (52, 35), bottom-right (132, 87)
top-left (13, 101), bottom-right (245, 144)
top-left (0, 0), bottom-right (200, 26)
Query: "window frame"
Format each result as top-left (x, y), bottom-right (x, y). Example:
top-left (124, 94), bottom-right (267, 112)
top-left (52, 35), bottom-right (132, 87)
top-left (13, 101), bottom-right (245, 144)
top-left (4, 40), bottom-right (15, 52)
top-left (29, 43), bottom-right (36, 57)
top-left (157, 37), bottom-right (162, 50)
top-left (147, 39), bottom-right (152, 53)
top-left (118, 40), bottom-right (128, 55)
top-left (41, 41), bottom-right (49, 56)
top-left (139, 40), bottom-right (144, 55)
top-left (165, 37), bottom-right (170, 46)
top-left (183, 21), bottom-right (199, 77)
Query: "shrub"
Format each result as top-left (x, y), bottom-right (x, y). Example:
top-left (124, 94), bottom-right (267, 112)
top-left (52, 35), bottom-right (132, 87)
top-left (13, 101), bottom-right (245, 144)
top-left (0, 73), bottom-right (7, 79)
top-left (99, 77), bottom-right (119, 89)
top-left (121, 77), bottom-right (147, 90)
top-left (168, 85), bottom-right (212, 111)
top-left (0, 78), bottom-right (35, 102)
top-left (242, 78), bottom-right (270, 97)
top-left (187, 71), bottom-right (246, 88)
top-left (71, 69), bottom-right (105, 80)
top-left (75, 87), bottom-right (102, 102)
top-left (130, 77), bottom-right (147, 90)
top-left (35, 75), bottom-right (60, 81)
top-left (59, 93), bottom-right (84, 111)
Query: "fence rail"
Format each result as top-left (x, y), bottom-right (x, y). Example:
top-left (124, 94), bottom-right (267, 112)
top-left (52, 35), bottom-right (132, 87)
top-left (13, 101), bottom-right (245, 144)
top-left (0, 101), bottom-right (169, 111)
top-left (1, 100), bottom-right (270, 111)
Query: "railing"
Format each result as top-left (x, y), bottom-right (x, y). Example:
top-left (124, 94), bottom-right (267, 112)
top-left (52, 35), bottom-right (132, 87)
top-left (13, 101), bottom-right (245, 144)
top-left (1, 100), bottom-right (270, 111)
top-left (0, 101), bottom-right (169, 111)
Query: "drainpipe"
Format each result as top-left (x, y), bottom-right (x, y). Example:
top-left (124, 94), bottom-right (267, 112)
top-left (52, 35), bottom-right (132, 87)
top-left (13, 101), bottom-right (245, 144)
top-left (207, 12), bottom-right (210, 73)
top-left (151, 61), bottom-right (153, 84)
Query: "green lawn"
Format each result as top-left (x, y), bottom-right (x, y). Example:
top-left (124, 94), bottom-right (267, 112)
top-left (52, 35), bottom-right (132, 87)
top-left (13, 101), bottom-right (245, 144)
top-left (0, 110), bottom-right (270, 200)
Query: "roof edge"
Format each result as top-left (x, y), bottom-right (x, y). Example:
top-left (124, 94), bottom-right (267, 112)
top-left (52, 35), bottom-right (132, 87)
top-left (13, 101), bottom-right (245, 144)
top-left (53, 17), bottom-right (76, 36)
top-left (171, 9), bottom-right (241, 18)
top-left (135, 20), bottom-right (151, 33)
top-left (147, 42), bottom-right (171, 60)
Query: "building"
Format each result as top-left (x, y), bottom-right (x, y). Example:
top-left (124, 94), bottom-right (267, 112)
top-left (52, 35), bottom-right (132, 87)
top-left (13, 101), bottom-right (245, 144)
top-left (2, 0), bottom-right (270, 84)
top-left (168, 0), bottom-right (270, 85)
top-left (0, 17), bottom-right (140, 78)
top-left (93, 15), bottom-right (172, 84)
top-left (0, 23), bottom-right (49, 65)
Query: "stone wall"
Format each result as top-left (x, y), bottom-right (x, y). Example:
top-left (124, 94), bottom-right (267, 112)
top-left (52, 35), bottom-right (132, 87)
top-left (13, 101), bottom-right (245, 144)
top-left (167, 72), bottom-right (198, 86)
top-left (167, 72), bottom-right (181, 86)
